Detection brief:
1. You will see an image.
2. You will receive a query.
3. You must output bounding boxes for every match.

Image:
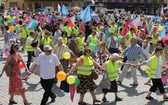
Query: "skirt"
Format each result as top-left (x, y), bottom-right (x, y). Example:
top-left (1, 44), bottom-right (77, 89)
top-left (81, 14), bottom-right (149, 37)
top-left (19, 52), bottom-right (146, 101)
top-left (102, 80), bottom-right (118, 94)
top-left (77, 74), bottom-right (97, 94)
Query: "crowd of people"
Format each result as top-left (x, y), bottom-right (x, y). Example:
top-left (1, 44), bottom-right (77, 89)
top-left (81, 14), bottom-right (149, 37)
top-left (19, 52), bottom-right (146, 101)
top-left (0, 6), bottom-right (168, 105)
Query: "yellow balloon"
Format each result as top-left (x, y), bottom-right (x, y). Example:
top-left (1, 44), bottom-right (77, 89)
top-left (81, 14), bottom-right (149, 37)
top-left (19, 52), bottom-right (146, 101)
top-left (63, 52), bottom-right (71, 59)
top-left (158, 26), bottom-right (164, 31)
top-left (67, 76), bottom-right (75, 84)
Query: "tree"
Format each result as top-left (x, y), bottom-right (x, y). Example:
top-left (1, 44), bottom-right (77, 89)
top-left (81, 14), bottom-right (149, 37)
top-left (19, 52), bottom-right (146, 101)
top-left (151, 0), bottom-right (164, 15)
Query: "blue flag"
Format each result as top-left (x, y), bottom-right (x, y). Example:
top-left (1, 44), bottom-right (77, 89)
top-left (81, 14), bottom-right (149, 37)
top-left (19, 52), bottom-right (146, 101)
top-left (62, 5), bottom-right (68, 16)
top-left (82, 5), bottom-right (91, 23)
top-left (27, 20), bottom-right (37, 30)
top-left (78, 5), bottom-right (89, 19)
top-left (159, 29), bottom-right (166, 39)
top-left (42, 9), bottom-right (47, 15)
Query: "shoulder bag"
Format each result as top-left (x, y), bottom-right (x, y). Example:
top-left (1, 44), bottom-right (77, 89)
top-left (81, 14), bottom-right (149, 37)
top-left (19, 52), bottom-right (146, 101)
top-left (91, 70), bottom-right (98, 80)
top-left (5, 61), bottom-right (12, 77)
top-left (100, 72), bottom-right (111, 89)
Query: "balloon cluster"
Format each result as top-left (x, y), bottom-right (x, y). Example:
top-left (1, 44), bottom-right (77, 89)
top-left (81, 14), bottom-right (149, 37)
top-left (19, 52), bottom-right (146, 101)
top-left (56, 71), bottom-right (80, 86)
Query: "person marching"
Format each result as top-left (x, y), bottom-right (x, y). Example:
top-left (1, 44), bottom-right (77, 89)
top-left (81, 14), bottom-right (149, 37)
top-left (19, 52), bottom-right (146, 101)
top-left (67, 47), bottom-right (106, 105)
top-left (102, 53), bottom-right (134, 102)
top-left (24, 31), bottom-right (38, 70)
top-left (135, 46), bottom-right (168, 100)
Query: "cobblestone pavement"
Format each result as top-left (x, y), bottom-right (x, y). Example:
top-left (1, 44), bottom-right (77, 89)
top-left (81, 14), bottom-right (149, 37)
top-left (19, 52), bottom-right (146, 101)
top-left (0, 36), bottom-right (168, 105)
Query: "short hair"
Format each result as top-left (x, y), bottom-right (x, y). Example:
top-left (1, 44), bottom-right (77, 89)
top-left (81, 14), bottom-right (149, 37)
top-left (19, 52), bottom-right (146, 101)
top-left (155, 46), bottom-right (163, 53)
top-left (83, 47), bottom-right (92, 55)
top-left (31, 41), bottom-right (38, 47)
top-left (109, 53), bottom-right (119, 60)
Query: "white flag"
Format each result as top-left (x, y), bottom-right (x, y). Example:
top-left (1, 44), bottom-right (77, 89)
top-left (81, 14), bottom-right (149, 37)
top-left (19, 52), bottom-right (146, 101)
top-left (91, 0), bottom-right (95, 5)
top-left (132, 16), bottom-right (141, 27)
top-left (58, 3), bottom-right (61, 12)
top-left (70, 16), bottom-right (76, 25)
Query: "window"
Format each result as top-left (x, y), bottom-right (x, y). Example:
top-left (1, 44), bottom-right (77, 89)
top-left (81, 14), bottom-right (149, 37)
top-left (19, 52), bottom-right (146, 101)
top-left (130, 0), bottom-right (133, 2)
top-left (137, 0), bottom-right (140, 2)
top-left (144, 0), bottom-right (147, 2)
top-left (108, 0), bottom-right (111, 2)
top-left (115, 0), bottom-right (118, 2)
top-left (122, 0), bottom-right (126, 2)
top-left (29, 4), bottom-right (32, 9)
top-left (9, 2), bottom-right (17, 7)
top-left (98, 0), bottom-right (102, 2)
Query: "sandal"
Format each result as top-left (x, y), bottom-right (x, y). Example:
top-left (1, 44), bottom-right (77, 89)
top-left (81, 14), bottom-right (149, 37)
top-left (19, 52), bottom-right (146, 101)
top-left (78, 102), bottom-right (87, 105)
top-left (163, 97), bottom-right (168, 100)
top-left (102, 97), bottom-right (108, 102)
top-left (146, 96), bottom-right (154, 100)
top-left (93, 100), bottom-right (101, 104)
top-left (9, 100), bottom-right (18, 104)
top-left (24, 101), bottom-right (32, 105)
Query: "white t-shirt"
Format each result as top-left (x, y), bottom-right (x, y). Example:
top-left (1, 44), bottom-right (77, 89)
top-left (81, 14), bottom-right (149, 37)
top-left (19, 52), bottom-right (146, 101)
top-left (145, 56), bottom-right (162, 78)
top-left (35, 53), bottom-right (61, 79)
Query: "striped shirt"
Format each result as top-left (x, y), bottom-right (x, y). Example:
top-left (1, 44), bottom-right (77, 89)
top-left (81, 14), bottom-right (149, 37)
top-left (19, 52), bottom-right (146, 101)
top-left (125, 44), bottom-right (143, 60)
top-left (53, 44), bottom-right (72, 60)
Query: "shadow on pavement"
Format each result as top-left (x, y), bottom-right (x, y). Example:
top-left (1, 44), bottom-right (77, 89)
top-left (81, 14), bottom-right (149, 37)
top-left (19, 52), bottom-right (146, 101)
top-left (146, 99), bottom-right (165, 105)
top-left (52, 84), bottom-right (66, 97)
top-left (119, 85), bottom-right (147, 97)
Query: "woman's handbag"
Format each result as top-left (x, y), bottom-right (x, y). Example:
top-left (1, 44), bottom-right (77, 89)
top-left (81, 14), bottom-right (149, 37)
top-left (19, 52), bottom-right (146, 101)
top-left (91, 70), bottom-right (98, 80)
top-left (100, 72), bottom-right (111, 89)
top-left (5, 62), bottom-right (12, 77)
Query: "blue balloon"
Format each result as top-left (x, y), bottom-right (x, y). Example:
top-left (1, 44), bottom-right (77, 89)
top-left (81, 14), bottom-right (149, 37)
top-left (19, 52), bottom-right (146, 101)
top-left (131, 18), bottom-right (134, 21)
top-left (10, 20), bottom-right (15, 25)
top-left (95, 17), bottom-right (99, 21)
top-left (26, 21), bottom-right (29, 25)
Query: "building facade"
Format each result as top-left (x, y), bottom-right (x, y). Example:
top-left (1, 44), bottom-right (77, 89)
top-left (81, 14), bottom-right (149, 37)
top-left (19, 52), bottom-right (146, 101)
top-left (24, 0), bottom-right (73, 10)
top-left (2, 0), bottom-right (25, 10)
top-left (86, 0), bottom-right (168, 14)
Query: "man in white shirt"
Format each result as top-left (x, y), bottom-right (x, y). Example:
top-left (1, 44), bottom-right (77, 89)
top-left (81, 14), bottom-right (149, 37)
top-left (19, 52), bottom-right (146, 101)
top-left (30, 45), bottom-right (64, 105)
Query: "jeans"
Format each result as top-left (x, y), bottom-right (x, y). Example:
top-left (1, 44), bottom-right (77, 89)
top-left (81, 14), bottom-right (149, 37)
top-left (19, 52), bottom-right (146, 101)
top-left (27, 51), bottom-right (34, 69)
top-left (40, 78), bottom-right (55, 105)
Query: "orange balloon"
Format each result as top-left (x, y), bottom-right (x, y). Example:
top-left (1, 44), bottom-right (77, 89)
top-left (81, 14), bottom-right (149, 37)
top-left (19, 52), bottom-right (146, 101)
top-left (9, 26), bottom-right (15, 32)
top-left (56, 71), bottom-right (66, 81)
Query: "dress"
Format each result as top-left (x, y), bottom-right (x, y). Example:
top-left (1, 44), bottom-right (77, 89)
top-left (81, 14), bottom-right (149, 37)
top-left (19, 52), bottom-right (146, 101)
top-left (95, 51), bottom-right (108, 75)
top-left (9, 54), bottom-right (26, 95)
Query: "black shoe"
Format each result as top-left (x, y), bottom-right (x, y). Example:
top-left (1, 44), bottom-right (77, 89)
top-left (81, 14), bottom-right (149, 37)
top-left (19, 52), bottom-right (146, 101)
top-left (78, 102), bottom-right (87, 105)
top-left (146, 96), bottom-right (154, 100)
top-left (51, 95), bottom-right (56, 103)
top-left (163, 97), bottom-right (168, 100)
top-left (115, 98), bottom-right (123, 101)
top-left (130, 84), bottom-right (138, 86)
top-left (9, 100), bottom-right (18, 104)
